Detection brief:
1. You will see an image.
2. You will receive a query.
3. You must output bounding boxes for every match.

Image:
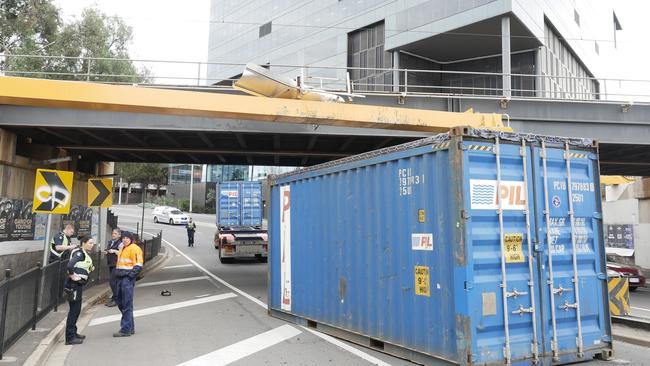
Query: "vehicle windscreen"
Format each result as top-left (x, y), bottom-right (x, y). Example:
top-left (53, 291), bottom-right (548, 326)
top-left (170, 210), bottom-right (183, 215)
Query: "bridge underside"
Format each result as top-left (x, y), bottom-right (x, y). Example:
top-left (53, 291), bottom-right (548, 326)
top-left (1, 77), bottom-right (649, 175)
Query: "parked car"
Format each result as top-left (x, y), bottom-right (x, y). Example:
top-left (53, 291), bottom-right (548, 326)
top-left (152, 206), bottom-right (189, 225)
top-left (607, 262), bottom-right (646, 291)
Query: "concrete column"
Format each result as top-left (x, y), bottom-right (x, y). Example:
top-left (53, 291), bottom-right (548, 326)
top-left (0, 128), bottom-right (17, 163)
top-left (501, 16), bottom-right (511, 98)
top-left (392, 51), bottom-right (401, 93)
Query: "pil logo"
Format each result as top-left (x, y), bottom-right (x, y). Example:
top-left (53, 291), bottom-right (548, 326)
top-left (496, 184), bottom-right (526, 206)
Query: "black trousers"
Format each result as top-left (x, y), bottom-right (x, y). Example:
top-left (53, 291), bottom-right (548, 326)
top-left (65, 282), bottom-right (83, 341)
top-left (187, 231), bottom-right (195, 246)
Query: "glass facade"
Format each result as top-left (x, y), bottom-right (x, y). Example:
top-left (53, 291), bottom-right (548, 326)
top-left (169, 164), bottom-right (296, 185)
top-left (347, 21), bottom-right (393, 92)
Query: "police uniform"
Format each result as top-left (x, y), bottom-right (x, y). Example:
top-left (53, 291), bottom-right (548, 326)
top-left (186, 222), bottom-right (196, 247)
top-left (114, 237), bottom-right (143, 336)
top-left (65, 248), bottom-right (94, 344)
top-left (49, 231), bottom-right (72, 263)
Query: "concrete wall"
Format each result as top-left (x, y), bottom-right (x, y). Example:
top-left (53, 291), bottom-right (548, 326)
top-left (166, 182), bottom-right (216, 208)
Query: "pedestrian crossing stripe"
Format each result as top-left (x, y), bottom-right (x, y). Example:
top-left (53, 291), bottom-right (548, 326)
top-left (467, 144), bottom-right (493, 152)
top-left (607, 277), bottom-right (630, 316)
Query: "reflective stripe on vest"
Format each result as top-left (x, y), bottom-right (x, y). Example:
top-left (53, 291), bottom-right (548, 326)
top-left (116, 244), bottom-right (143, 270)
top-left (50, 234), bottom-right (70, 258)
top-left (71, 248), bottom-right (94, 280)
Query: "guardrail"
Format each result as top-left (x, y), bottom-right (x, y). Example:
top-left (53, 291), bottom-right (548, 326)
top-left (0, 213), bottom-right (162, 360)
top-left (2, 54), bottom-right (649, 103)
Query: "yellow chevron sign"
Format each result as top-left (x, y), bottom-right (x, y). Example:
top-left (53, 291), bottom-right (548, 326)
top-left (33, 169), bottom-right (74, 214)
top-left (608, 277), bottom-right (630, 316)
top-left (88, 178), bottom-right (113, 208)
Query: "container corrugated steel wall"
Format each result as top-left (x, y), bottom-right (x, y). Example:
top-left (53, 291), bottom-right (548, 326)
top-left (217, 181), bottom-right (263, 227)
top-left (269, 129), bottom-right (612, 366)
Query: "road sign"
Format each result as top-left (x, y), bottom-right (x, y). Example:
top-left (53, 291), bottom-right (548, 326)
top-left (33, 169), bottom-right (73, 214)
top-left (88, 178), bottom-right (113, 208)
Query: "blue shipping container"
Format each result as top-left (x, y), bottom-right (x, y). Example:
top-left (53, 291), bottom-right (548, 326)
top-left (217, 181), bottom-right (263, 228)
top-left (269, 128), bottom-right (612, 366)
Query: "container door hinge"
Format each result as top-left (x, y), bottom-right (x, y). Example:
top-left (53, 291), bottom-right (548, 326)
top-left (511, 305), bottom-right (534, 316)
top-left (457, 141), bottom-right (467, 150)
top-left (597, 272), bottom-right (607, 280)
top-left (593, 212), bottom-right (602, 219)
top-left (464, 281), bottom-right (474, 290)
top-left (461, 210), bottom-right (471, 219)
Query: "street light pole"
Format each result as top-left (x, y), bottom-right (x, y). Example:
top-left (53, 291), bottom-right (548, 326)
top-left (189, 164), bottom-right (194, 213)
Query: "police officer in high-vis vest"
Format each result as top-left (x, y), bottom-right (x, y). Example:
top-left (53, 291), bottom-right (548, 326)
top-left (64, 235), bottom-right (95, 345)
top-left (49, 224), bottom-right (78, 263)
top-left (113, 231), bottom-right (143, 337)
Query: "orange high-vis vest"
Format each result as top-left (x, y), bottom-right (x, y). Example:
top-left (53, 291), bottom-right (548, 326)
top-left (116, 244), bottom-right (143, 270)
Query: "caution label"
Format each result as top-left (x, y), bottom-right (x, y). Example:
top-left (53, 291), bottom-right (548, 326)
top-left (504, 233), bottom-right (525, 263)
top-left (414, 266), bottom-right (430, 297)
top-left (33, 169), bottom-right (73, 214)
top-left (88, 178), bottom-right (113, 208)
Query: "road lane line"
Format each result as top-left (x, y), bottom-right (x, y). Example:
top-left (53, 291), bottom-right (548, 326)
top-left (195, 294), bottom-right (211, 298)
top-left (302, 327), bottom-right (392, 366)
top-left (631, 306), bottom-right (650, 313)
top-left (162, 264), bottom-right (193, 269)
top-left (88, 292), bottom-right (237, 326)
top-left (145, 232), bottom-right (393, 366)
top-left (177, 324), bottom-right (301, 366)
top-left (137, 276), bottom-right (209, 288)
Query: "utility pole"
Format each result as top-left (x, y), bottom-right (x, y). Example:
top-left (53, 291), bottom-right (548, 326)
top-left (189, 164), bottom-right (194, 213)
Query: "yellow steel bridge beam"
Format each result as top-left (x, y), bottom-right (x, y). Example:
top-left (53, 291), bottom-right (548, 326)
top-left (0, 76), bottom-right (505, 133)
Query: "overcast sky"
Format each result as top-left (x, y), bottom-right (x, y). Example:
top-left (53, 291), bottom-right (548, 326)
top-left (54, 0), bottom-right (649, 96)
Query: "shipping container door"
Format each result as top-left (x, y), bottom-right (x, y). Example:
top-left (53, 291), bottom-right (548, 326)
top-left (219, 182), bottom-right (241, 227)
top-left (241, 182), bottom-right (262, 226)
top-left (531, 143), bottom-right (611, 362)
top-left (464, 139), bottom-right (542, 364)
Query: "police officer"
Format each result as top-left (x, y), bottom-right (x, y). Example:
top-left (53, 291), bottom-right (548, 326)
top-left (49, 224), bottom-right (77, 263)
top-left (186, 218), bottom-right (196, 247)
top-left (64, 235), bottom-right (95, 345)
top-left (104, 228), bottom-right (122, 307)
top-left (113, 231), bottom-right (143, 337)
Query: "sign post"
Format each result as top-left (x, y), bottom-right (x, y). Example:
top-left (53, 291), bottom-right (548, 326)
top-left (32, 168), bottom-right (74, 309)
top-left (88, 178), bottom-right (113, 280)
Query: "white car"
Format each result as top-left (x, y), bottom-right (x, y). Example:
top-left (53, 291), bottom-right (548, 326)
top-left (152, 206), bottom-right (189, 225)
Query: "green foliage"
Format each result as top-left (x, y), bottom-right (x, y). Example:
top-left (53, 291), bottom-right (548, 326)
top-left (206, 188), bottom-right (216, 210)
top-left (178, 199), bottom-right (190, 212)
top-left (2, 2), bottom-right (150, 83)
top-left (230, 168), bottom-right (245, 181)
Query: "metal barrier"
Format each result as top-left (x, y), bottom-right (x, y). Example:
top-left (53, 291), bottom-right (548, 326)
top-left (0, 213), bottom-right (164, 360)
top-left (2, 54), bottom-right (650, 103)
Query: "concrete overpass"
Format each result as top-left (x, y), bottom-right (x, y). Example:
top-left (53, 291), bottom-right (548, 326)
top-left (0, 76), bottom-right (649, 174)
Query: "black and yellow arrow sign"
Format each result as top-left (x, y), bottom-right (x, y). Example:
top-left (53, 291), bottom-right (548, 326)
top-left (33, 169), bottom-right (74, 214)
top-left (88, 178), bottom-right (113, 208)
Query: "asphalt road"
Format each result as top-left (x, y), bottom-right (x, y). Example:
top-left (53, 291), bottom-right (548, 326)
top-left (630, 287), bottom-right (650, 319)
top-left (45, 205), bottom-right (650, 365)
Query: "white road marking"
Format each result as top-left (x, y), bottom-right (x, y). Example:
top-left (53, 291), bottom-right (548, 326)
top-left (137, 276), bottom-right (209, 288)
top-left (145, 232), bottom-right (393, 366)
top-left (302, 327), bottom-right (392, 366)
top-left (162, 264), bottom-right (193, 269)
top-left (195, 294), bottom-right (211, 298)
top-left (177, 324), bottom-right (301, 366)
top-left (88, 292), bottom-right (237, 326)
top-left (631, 306), bottom-right (650, 313)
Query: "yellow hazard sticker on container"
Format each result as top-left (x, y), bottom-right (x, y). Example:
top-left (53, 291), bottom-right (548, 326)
top-left (414, 266), bottom-right (430, 297)
top-left (504, 233), bottom-right (525, 263)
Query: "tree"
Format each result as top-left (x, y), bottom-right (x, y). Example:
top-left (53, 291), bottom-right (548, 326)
top-left (231, 168), bottom-right (244, 181)
top-left (115, 162), bottom-right (167, 204)
top-left (2, 2), bottom-right (150, 83)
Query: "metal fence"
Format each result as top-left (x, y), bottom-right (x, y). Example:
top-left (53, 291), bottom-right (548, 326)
top-left (2, 54), bottom-right (650, 103)
top-left (0, 213), bottom-right (162, 359)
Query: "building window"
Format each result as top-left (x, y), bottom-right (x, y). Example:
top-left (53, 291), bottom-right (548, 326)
top-left (347, 21), bottom-right (392, 91)
top-left (259, 22), bottom-right (272, 38)
top-left (574, 9), bottom-right (580, 27)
